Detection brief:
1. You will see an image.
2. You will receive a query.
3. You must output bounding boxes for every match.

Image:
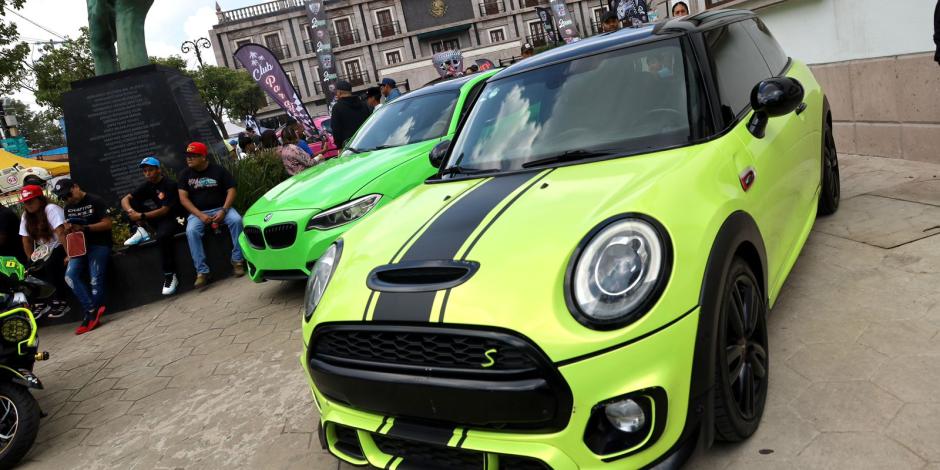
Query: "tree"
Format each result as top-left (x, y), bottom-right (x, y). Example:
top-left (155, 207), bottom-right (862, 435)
top-left (0, 0), bottom-right (29, 95)
top-left (4, 99), bottom-right (65, 150)
top-left (150, 55), bottom-right (188, 72)
top-left (192, 65), bottom-right (267, 138)
top-left (31, 28), bottom-right (95, 114)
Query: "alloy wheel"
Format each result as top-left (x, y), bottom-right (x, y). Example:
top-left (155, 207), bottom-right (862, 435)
top-left (723, 274), bottom-right (768, 420)
top-left (0, 395), bottom-right (19, 454)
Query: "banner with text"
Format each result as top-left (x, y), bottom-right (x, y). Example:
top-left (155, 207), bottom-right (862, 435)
top-left (234, 44), bottom-right (316, 134)
top-left (548, 0), bottom-right (581, 44)
top-left (535, 7), bottom-right (559, 45)
top-left (305, 0), bottom-right (339, 105)
top-left (609, 0), bottom-right (649, 26)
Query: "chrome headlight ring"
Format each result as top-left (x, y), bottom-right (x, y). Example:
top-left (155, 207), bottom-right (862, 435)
top-left (564, 214), bottom-right (673, 331)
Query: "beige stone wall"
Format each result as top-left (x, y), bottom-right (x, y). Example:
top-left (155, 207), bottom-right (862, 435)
top-left (810, 53), bottom-right (940, 164)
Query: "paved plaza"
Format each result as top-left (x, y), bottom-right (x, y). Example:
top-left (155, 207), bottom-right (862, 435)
top-left (14, 154), bottom-right (940, 469)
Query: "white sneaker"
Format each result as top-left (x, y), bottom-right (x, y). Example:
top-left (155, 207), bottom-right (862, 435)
top-left (162, 274), bottom-right (178, 295)
top-left (124, 227), bottom-right (151, 246)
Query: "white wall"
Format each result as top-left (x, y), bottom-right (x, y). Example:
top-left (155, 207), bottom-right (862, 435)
top-left (756, 0), bottom-right (937, 64)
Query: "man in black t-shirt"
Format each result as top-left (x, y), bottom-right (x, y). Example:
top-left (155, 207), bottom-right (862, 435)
top-left (121, 156), bottom-right (183, 295)
top-left (178, 142), bottom-right (245, 288)
top-left (53, 178), bottom-right (113, 335)
top-left (0, 204), bottom-right (26, 264)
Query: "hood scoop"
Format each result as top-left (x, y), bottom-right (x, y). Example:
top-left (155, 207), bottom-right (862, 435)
top-left (367, 260), bottom-right (480, 292)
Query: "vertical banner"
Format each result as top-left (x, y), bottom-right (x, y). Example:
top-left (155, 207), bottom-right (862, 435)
top-left (305, 0), bottom-right (339, 106)
top-left (548, 0), bottom-right (581, 44)
top-left (234, 44), bottom-right (316, 134)
top-left (609, 0), bottom-right (649, 27)
top-left (535, 7), bottom-right (559, 45)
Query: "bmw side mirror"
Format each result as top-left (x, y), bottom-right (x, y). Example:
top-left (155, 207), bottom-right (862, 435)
top-left (429, 140), bottom-right (450, 169)
top-left (747, 77), bottom-right (805, 138)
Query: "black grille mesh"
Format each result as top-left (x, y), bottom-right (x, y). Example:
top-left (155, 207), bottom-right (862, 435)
top-left (243, 226), bottom-right (265, 249)
top-left (263, 222), bottom-right (297, 249)
top-left (500, 454), bottom-right (552, 469)
top-left (373, 434), bottom-right (483, 469)
top-left (314, 330), bottom-right (538, 370)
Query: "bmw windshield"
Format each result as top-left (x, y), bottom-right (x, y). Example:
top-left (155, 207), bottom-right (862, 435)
top-left (444, 38), bottom-right (703, 175)
top-left (345, 91), bottom-right (458, 153)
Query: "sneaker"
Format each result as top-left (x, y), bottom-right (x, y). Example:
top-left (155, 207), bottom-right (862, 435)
top-left (194, 273), bottom-right (210, 289)
top-left (75, 320), bottom-right (90, 335)
top-left (87, 305), bottom-right (106, 331)
top-left (47, 300), bottom-right (70, 319)
top-left (162, 274), bottom-right (178, 295)
top-left (124, 227), bottom-right (151, 246)
top-left (32, 303), bottom-right (51, 320)
top-left (232, 261), bottom-right (246, 277)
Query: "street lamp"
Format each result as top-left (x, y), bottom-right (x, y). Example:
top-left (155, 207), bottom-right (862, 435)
top-left (180, 37), bottom-right (212, 67)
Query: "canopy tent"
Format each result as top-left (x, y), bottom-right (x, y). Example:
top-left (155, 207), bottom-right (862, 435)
top-left (0, 149), bottom-right (70, 176)
top-left (29, 147), bottom-right (68, 158)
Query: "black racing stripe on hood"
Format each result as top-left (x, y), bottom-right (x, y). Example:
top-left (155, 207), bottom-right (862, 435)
top-left (372, 172), bottom-right (537, 322)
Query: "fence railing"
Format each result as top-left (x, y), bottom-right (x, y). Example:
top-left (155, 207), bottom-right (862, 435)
top-left (332, 29), bottom-right (362, 47)
top-left (373, 21), bottom-right (401, 39)
top-left (479, 0), bottom-right (506, 16)
top-left (219, 0), bottom-right (305, 23)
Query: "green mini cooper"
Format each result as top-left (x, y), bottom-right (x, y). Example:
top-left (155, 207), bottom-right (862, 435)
top-left (239, 70), bottom-right (497, 282)
top-left (301, 10), bottom-right (839, 469)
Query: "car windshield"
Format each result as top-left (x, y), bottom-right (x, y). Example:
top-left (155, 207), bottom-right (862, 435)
top-left (445, 39), bottom-right (698, 174)
top-left (346, 91), bottom-right (458, 152)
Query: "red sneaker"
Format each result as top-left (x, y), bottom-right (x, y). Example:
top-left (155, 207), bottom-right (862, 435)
top-left (75, 323), bottom-right (90, 335)
top-left (87, 306), bottom-right (106, 331)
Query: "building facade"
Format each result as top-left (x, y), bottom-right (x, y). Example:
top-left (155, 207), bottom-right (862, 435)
top-left (209, 0), bottom-right (689, 121)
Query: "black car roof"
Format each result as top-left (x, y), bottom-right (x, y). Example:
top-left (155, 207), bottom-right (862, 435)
top-left (494, 9), bottom-right (756, 79)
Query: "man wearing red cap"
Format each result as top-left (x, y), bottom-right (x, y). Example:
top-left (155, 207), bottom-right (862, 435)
top-left (177, 142), bottom-right (245, 287)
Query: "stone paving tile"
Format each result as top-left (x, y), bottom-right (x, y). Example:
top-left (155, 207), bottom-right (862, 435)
top-left (14, 155), bottom-right (940, 469)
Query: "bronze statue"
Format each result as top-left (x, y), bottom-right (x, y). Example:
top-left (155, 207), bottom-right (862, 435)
top-left (86, 0), bottom-right (155, 75)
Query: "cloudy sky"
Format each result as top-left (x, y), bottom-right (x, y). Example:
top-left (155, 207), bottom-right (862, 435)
top-left (9, 0), bottom-right (261, 108)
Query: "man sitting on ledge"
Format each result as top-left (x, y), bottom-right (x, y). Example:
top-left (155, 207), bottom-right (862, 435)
top-left (177, 142), bottom-right (245, 288)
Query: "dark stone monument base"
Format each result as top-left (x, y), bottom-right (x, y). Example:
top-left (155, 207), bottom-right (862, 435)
top-left (40, 231), bottom-right (238, 326)
top-left (62, 65), bottom-right (224, 206)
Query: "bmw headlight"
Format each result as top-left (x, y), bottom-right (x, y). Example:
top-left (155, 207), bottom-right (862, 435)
top-left (306, 194), bottom-right (382, 231)
top-left (304, 241), bottom-right (342, 321)
top-left (567, 216), bottom-right (672, 330)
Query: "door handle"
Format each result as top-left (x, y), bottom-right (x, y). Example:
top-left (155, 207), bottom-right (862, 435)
top-left (795, 102), bottom-right (808, 115)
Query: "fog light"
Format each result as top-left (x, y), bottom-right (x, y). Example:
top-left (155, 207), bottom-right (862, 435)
top-left (605, 399), bottom-right (646, 433)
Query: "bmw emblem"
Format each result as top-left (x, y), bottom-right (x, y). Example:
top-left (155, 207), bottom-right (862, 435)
top-left (264, 213), bottom-right (273, 222)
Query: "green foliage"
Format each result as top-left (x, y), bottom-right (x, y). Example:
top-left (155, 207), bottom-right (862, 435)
top-left (193, 66), bottom-right (267, 138)
top-left (150, 55), bottom-right (188, 72)
top-left (32, 28), bottom-right (95, 115)
top-left (217, 150), bottom-right (288, 214)
top-left (3, 99), bottom-right (65, 151)
top-left (0, 0), bottom-right (28, 96)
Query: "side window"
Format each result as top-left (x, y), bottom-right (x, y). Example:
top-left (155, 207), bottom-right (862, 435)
top-left (742, 19), bottom-right (789, 75)
top-left (704, 22), bottom-right (773, 123)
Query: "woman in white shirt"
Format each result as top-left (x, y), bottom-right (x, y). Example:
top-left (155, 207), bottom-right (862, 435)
top-left (18, 185), bottom-right (69, 315)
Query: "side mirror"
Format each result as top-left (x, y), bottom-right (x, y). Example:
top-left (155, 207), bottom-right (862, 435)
top-left (429, 140), bottom-right (450, 169)
top-left (747, 77), bottom-right (805, 138)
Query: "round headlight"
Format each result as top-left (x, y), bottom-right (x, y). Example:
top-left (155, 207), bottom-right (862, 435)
top-left (304, 242), bottom-right (342, 321)
top-left (1, 317), bottom-right (31, 343)
top-left (568, 217), bottom-right (670, 329)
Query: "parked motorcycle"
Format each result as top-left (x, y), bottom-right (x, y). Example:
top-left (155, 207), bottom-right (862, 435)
top-left (0, 256), bottom-right (52, 467)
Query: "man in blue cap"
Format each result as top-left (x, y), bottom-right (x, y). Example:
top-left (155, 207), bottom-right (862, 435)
top-left (378, 77), bottom-right (402, 103)
top-left (120, 156), bottom-right (183, 295)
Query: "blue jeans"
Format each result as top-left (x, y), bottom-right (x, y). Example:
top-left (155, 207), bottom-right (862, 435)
top-left (65, 243), bottom-right (111, 316)
top-left (186, 208), bottom-right (244, 274)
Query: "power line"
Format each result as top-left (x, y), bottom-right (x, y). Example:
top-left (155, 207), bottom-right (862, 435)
top-left (7, 10), bottom-right (67, 41)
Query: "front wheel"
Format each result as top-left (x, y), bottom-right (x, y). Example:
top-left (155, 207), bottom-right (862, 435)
top-left (818, 118), bottom-right (840, 216)
top-left (713, 258), bottom-right (769, 442)
top-left (0, 382), bottom-right (40, 469)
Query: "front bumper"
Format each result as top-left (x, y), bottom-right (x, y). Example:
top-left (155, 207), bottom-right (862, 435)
top-left (301, 307), bottom-right (700, 469)
top-left (239, 210), bottom-right (345, 282)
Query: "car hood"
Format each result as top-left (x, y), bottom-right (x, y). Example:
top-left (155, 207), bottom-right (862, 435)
top-left (315, 146), bottom-right (707, 362)
top-left (245, 140), bottom-right (439, 216)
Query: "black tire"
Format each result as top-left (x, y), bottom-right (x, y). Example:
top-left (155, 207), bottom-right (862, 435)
top-left (818, 117), bottom-right (840, 216)
top-left (713, 258), bottom-right (769, 442)
top-left (0, 382), bottom-right (40, 469)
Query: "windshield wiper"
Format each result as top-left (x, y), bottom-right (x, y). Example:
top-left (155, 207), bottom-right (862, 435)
top-left (367, 144), bottom-right (398, 152)
top-left (345, 147), bottom-right (365, 154)
top-left (521, 149), bottom-right (613, 168)
top-left (439, 165), bottom-right (500, 177)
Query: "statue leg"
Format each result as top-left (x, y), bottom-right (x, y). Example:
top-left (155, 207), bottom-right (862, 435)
top-left (115, 0), bottom-right (154, 70)
top-left (87, 0), bottom-right (119, 75)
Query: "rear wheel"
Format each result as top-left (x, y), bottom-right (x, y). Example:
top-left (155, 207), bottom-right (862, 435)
top-left (713, 258), bottom-right (769, 442)
top-left (818, 118), bottom-right (840, 216)
top-left (0, 382), bottom-right (40, 469)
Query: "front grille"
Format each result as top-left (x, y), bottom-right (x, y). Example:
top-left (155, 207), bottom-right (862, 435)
top-left (315, 329), bottom-right (538, 371)
top-left (263, 222), bottom-right (297, 249)
top-left (373, 434), bottom-right (483, 469)
top-left (243, 226), bottom-right (265, 249)
top-left (501, 455), bottom-right (552, 469)
top-left (333, 424), bottom-right (364, 460)
top-left (309, 325), bottom-right (573, 431)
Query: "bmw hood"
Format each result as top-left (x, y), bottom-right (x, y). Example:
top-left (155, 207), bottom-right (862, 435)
top-left (245, 140), bottom-right (438, 216)
top-left (314, 147), bottom-right (705, 361)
